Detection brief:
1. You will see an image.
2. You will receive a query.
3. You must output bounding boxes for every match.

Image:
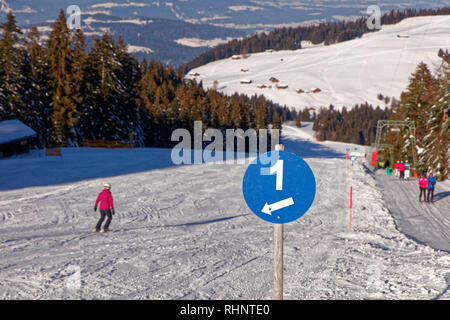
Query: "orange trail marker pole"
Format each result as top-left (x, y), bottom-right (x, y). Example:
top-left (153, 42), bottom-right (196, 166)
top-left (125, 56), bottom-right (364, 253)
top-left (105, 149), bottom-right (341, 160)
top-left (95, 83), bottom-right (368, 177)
top-left (349, 186), bottom-right (353, 229)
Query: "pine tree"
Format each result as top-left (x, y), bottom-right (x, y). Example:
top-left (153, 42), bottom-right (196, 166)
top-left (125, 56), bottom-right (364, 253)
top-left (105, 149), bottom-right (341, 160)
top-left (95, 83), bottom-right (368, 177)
top-left (136, 60), bottom-right (159, 146)
top-left (230, 97), bottom-right (245, 128)
top-left (300, 108), bottom-right (310, 121)
top-left (272, 110), bottom-right (282, 130)
top-left (22, 27), bottom-right (52, 147)
top-left (82, 34), bottom-right (125, 140)
top-left (255, 104), bottom-right (268, 130)
top-left (0, 11), bottom-right (24, 120)
top-left (70, 29), bottom-right (87, 144)
top-left (397, 62), bottom-right (439, 172)
top-left (46, 9), bottom-right (79, 146)
top-left (115, 37), bottom-right (144, 145)
top-left (420, 58), bottom-right (450, 180)
top-left (382, 57), bottom-right (449, 179)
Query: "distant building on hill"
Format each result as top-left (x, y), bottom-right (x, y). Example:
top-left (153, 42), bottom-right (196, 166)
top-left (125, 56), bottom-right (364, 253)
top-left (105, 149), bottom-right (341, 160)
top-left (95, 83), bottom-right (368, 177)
top-left (0, 120), bottom-right (37, 158)
top-left (269, 77), bottom-right (279, 83)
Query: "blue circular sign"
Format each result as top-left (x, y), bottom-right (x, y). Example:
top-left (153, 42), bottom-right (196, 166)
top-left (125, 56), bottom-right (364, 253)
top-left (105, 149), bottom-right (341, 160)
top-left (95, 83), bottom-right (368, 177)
top-left (242, 151), bottom-right (316, 224)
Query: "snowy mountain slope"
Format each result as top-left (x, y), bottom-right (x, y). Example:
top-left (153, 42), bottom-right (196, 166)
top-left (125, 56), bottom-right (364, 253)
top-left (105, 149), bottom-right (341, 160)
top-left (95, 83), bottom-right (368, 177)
top-left (1, 126), bottom-right (449, 299)
top-left (5, 0), bottom-right (447, 30)
top-left (3, 1), bottom-right (448, 65)
top-left (188, 15), bottom-right (450, 110)
top-left (20, 14), bottom-right (246, 66)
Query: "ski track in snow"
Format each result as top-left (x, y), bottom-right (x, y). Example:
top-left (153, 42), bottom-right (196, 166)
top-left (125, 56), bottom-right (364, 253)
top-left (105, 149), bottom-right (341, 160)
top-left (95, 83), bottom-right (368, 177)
top-left (0, 125), bottom-right (449, 299)
top-left (374, 172), bottom-right (450, 253)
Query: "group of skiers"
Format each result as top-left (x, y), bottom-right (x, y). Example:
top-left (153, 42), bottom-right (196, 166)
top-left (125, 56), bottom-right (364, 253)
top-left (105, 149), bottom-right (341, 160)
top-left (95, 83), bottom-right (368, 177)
top-left (383, 160), bottom-right (438, 203)
top-left (393, 160), bottom-right (411, 181)
top-left (418, 172), bottom-right (437, 203)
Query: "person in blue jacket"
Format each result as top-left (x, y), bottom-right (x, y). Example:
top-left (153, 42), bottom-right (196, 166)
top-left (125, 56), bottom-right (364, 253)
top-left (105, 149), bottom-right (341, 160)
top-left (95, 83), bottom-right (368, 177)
top-left (427, 173), bottom-right (437, 203)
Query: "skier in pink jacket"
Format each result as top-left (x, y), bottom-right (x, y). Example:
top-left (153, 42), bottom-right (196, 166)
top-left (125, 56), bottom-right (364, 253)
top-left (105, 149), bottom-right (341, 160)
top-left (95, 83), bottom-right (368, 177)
top-left (418, 173), bottom-right (428, 202)
top-left (94, 183), bottom-right (115, 233)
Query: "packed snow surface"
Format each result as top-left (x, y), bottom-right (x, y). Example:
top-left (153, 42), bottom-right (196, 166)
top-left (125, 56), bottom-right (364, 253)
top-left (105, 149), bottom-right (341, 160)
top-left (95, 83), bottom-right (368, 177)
top-left (0, 124), bottom-right (449, 299)
top-left (188, 15), bottom-right (450, 110)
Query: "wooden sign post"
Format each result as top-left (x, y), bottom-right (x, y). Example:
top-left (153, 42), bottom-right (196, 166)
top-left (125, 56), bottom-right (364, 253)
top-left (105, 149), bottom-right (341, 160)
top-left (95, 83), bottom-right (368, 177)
top-left (274, 223), bottom-right (284, 300)
top-left (242, 143), bottom-right (316, 301)
top-left (274, 143), bottom-right (284, 300)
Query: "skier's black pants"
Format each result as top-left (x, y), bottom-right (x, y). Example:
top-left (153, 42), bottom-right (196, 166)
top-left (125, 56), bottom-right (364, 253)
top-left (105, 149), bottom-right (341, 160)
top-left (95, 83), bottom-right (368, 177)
top-left (427, 188), bottom-right (434, 202)
top-left (419, 188), bottom-right (427, 201)
top-left (96, 209), bottom-right (112, 230)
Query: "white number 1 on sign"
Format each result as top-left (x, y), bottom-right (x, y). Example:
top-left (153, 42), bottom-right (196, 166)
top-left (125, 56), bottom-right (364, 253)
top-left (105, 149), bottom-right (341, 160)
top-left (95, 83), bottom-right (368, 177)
top-left (270, 160), bottom-right (284, 190)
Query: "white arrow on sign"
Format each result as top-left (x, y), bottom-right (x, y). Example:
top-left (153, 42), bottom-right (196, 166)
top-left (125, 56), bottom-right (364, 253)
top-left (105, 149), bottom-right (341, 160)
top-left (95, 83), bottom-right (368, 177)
top-left (262, 197), bottom-right (294, 215)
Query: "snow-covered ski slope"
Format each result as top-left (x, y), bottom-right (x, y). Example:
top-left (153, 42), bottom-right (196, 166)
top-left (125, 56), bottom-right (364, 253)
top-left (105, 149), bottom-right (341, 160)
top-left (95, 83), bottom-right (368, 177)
top-left (375, 171), bottom-right (450, 253)
top-left (1, 125), bottom-right (449, 299)
top-left (188, 15), bottom-right (450, 110)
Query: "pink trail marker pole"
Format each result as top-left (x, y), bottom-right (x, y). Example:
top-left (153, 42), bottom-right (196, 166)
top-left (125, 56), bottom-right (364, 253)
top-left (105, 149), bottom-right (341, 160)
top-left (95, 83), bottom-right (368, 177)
top-left (346, 151), bottom-right (349, 168)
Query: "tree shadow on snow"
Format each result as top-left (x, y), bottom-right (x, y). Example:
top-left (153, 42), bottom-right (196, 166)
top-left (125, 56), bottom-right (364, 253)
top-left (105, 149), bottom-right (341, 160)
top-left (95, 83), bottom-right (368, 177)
top-left (0, 147), bottom-right (254, 191)
top-left (433, 191), bottom-right (450, 202)
top-left (0, 135), bottom-right (345, 191)
top-left (281, 137), bottom-right (345, 159)
top-left (165, 214), bottom-right (250, 228)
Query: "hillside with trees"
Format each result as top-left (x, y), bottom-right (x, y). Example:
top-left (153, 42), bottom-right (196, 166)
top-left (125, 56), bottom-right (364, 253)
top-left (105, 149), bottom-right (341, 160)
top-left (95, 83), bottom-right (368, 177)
top-left (382, 52), bottom-right (449, 181)
top-left (0, 11), bottom-right (298, 150)
top-left (312, 104), bottom-right (393, 146)
top-left (311, 51), bottom-right (449, 181)
top-left (182, 7), bottom-right (450, 73)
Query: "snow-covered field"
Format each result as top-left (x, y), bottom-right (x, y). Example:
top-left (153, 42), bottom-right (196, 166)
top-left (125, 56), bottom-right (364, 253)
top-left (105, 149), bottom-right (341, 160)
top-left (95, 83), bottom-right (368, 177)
top-left (188, 15), bottom-right (450, 110)
top-left (0, 124), bottom-right (449, 299)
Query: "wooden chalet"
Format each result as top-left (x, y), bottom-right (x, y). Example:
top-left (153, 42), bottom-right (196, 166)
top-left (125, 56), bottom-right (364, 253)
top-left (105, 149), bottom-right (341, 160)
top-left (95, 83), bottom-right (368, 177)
top-left (269, 77), bottom-right (279, 83)
top-left (0, 120), bottom-right (37, 158)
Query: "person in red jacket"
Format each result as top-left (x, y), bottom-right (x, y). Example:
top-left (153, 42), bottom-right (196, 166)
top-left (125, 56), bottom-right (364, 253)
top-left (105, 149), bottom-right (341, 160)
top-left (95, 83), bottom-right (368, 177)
top-left (394, 161), bottom-right (400, 177)
top-left (418, 173), bottom-right (428, 202)
top-left (94, 183), bottom-right (115, 233)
